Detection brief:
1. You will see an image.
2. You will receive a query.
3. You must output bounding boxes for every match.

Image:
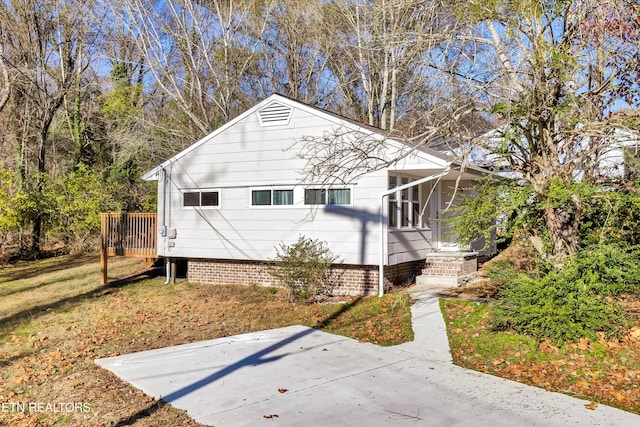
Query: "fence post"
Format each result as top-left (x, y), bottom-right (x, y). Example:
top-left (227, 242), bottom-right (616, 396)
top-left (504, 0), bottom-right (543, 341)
top-left (100, 213), bottom-right (108, 285)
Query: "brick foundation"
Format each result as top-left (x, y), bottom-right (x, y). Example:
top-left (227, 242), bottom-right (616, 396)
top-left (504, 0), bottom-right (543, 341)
top-left (186, 258), bottom-right (424, 296)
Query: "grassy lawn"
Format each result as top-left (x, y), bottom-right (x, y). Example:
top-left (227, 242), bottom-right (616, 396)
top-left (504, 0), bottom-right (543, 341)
top-left (0, 256), bottom-right (413, 426)
top-left (441, 298), bottom-right (640, 414)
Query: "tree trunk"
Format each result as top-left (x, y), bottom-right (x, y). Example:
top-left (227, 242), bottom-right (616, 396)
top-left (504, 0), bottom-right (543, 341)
top-left (543, 204), bottom-right (580, 259)
top-left (31, 129), bottom-right (47, 255)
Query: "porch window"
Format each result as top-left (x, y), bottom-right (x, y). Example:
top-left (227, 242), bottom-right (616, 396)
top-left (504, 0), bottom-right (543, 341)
top-left (412, 186), bottom-right (420, 227)
top-left (388, 176), bottom-right (398, 228)
top-left (401, 177), bottom-right (409, 227)
top-left (183, 190), bottom-right (219, 207)
top-left (388, 175), bottom-right (421, 228)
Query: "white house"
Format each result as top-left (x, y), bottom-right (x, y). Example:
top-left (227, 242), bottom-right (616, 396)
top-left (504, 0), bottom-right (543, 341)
top-left (142, 94), bottom-right (490, 296)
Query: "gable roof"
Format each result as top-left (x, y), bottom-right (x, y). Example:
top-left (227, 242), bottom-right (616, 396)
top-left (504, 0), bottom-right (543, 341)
top-left (142, 94), bottom-right (466, 181)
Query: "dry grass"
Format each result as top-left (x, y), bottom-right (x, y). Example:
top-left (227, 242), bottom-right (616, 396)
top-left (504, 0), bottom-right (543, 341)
top-left (0, 255), bottom-right (413, 426)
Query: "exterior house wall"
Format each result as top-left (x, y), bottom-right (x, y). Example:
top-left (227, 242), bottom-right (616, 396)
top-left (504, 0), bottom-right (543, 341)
top-left (597, 141), bottom-right (639, 180)
top-left (157, 107), bottom-right (386, 265)
top-left (387, 228), bottom-right (434, 265)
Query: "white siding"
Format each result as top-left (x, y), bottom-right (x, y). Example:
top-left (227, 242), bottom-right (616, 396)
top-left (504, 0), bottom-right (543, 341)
top-left (387, 229), bottom-right (434, 265)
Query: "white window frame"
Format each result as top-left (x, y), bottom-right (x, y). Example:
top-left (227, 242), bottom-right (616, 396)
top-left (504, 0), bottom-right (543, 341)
top-left (303, 187), bottom-right (353, 206)
top-left (388, 175), bottom-right (422, 229)
top-left (249, 187), bottom-right (295, 208)
top-left (181, 188), bottom-right (221, 209)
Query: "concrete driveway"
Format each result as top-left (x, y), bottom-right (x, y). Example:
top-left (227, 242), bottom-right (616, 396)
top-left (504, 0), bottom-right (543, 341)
top-left (96, 288), bottom-right (640, 426)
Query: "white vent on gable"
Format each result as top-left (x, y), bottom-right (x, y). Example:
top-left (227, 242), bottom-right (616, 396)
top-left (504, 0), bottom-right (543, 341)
top-left (257, 101), bottom-right (293, 127)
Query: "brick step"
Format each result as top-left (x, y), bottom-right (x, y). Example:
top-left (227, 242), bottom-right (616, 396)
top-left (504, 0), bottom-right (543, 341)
top-left (421, 252), bottom-right (478, 279)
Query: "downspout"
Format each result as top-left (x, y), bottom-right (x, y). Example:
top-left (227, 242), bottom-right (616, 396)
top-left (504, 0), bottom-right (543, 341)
top-left (378, 165), bottom-right (452, 297)
top-left (159, 167), bottom-right (171, 285)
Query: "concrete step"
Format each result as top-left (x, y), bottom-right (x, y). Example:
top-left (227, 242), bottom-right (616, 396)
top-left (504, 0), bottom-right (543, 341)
top-left (414, 275), bottom-right (459, 291)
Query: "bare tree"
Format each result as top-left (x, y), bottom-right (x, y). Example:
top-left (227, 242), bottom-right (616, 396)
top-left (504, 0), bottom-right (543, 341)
top-left (0, 36), bottom-right (10, 112)
top-left (249, 0), bottom-right (335, 105)
top-left (322, 0), bottom-right (468, 132)
top-left (104, 0), bottom-right (277, 139)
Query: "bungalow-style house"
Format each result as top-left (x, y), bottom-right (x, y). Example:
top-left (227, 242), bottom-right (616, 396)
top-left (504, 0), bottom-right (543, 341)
top-left (142, 94), bottom-right (491, 296)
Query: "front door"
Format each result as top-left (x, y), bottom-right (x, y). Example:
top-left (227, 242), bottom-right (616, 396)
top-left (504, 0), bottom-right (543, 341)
top-left (436, 181), bottom-right (462, 251)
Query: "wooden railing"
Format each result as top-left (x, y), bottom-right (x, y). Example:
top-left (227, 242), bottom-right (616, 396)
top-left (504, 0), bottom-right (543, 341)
top-left (100, 213), bottom-right (158, 284)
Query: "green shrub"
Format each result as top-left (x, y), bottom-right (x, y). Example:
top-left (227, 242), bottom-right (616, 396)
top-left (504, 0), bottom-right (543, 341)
top-left (580, 186), bottom-right (640, 247)
top-left (558, 244), bottom-right (640, 296)
top-left (485, 259), bottom-right (528, 286)
top-left (490, 244), bottom-right (638, 343)
top-left (50, 165), bottom-right (121, 253)
top-left (268, 235), bottom-right (339, 301)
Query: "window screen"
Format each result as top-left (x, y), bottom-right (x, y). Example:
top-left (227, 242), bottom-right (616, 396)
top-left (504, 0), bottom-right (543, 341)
top-left (389, 201), bottom-right (398, 228)
top-left (412, 202), bottom-right (420, 227)
top-left (183, 191), bottom-right (218, 207)
top-left (273, 189), bottom-right (293, 205)
top-left (305, 188), bottom-right (350, 205)
top-left (328, 188), bottom-right (350, 205)
top-left (201, 191), bottom-right (219, 206)
top-left (183, 192), bottom-right (200, 207)
top-left (304, 189), bottom-right (326, 205)
top-left (252, 190), bottom-right (271, 205)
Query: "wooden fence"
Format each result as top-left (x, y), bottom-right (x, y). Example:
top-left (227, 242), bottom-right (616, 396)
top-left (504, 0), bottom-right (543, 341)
top-left (100, 213), bottom-right (158, 284)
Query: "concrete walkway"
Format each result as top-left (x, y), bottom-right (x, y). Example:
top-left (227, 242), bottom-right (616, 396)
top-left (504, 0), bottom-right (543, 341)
top-left (396, 284), bottom-right (453, 363)
top-left (96, 286), bottom-right (640, 426)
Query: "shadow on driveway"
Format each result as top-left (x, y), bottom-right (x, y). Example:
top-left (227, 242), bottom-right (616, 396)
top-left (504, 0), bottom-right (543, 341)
top-left (111, 297), bottom-right (363, 426)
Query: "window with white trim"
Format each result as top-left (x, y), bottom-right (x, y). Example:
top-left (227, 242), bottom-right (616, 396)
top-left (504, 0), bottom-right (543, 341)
top-left (401, 177), bottom-right (409, 227)
top-left (183, 190), bottom-right (219, 207)
top-left (388, 176), bottom-right (421, 228)
top-left (304, 188), bottom-right (351, 205)
top-left (251, 189), bottom-right (294, 206)
top-left (388, 176), bottom-right (398, 228)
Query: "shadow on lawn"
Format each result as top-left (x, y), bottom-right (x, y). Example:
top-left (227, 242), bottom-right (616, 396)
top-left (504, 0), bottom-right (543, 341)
top-left (0, 270), bottom-right (110, 299)
top-left (0, 268), bottom-right (161, 331)
top-left (0, 254), bottom-right (98, 283)
top-left (113, 296), bottom-right (365, 426)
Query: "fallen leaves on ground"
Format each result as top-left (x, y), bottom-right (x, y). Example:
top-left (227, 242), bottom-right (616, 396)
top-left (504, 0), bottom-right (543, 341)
top-left (443, 299), bottom-right (640, 414)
